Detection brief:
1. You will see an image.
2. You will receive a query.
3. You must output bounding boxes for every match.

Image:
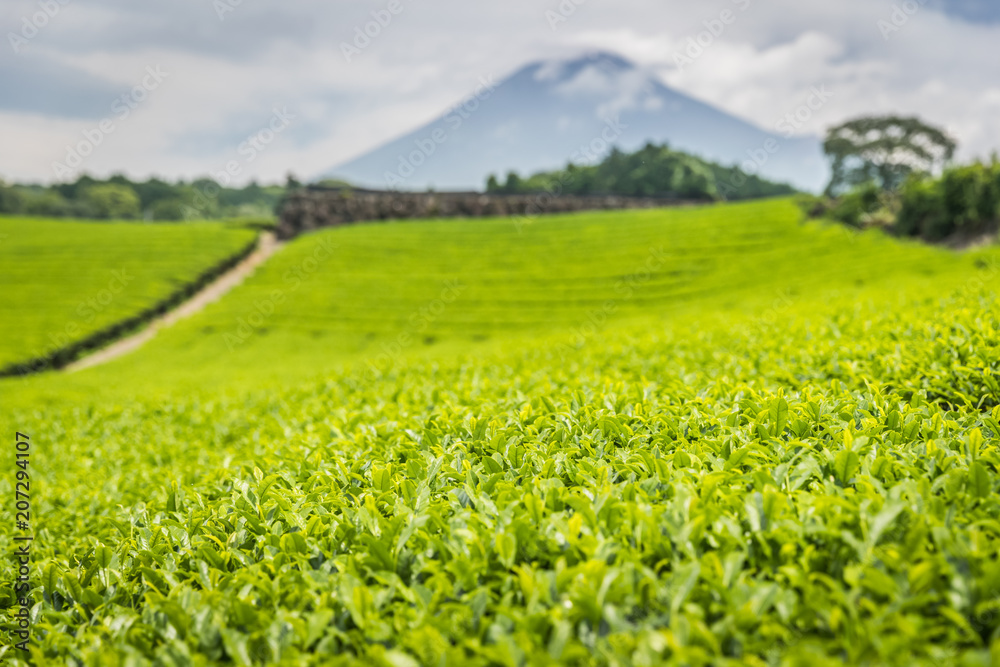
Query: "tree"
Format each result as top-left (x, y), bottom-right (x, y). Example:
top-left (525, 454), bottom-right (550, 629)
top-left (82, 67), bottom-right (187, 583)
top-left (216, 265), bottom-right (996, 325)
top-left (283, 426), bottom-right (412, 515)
top-left (24, 190), bottom-right (75, 217)
top-left (149, 198), bottom-right (186, 221)
top-left (53, 174), bottom-right (98, 201)
top-left (82, 184), bottom-right (141, 219)
top-left (823, 115), bottom-right (956, 195)
top-left (133, 177), bottom-right (179, 210)
top-left (0, 180), bottom-right (24, 214)
top-left (480, 143), bottom-right (788, 201)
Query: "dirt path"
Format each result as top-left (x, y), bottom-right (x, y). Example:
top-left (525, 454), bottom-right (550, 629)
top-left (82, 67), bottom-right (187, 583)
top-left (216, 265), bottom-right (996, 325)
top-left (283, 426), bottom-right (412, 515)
top-left (66, 232), bottom-right (283, 373)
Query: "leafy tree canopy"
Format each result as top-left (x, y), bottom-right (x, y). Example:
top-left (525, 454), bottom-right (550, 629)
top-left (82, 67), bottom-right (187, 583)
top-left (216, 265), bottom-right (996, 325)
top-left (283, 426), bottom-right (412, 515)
top-left (487, 142), bottom-right (795, 202)
top-left (823, 115), bottom-right (956, 195)
top-left (82, 184), bottom-right (142, 220)
top-left (0, 173), bottom-right (288, 221)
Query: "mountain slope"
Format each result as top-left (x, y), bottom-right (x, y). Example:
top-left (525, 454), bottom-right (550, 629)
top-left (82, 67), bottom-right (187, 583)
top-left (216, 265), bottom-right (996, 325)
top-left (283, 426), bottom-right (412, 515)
top-left (326, 52), bottom-right (828, 192)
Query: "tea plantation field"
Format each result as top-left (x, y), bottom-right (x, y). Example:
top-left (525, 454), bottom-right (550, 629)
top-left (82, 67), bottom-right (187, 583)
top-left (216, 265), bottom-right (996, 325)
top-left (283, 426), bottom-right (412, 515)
top-left (0, 217), bottom-right (257, 371)
top-left (5, 199), bottom-right (956, 400)
top-left (1, 200), bottom-right (999, 665)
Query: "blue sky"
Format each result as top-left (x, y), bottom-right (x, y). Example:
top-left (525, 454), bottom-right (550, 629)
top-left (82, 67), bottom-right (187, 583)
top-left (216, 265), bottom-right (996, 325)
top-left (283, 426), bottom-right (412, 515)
top-left (2, 0), bottom-right (999, 184)
top-left (935, 0), bottom-right (1000, 22)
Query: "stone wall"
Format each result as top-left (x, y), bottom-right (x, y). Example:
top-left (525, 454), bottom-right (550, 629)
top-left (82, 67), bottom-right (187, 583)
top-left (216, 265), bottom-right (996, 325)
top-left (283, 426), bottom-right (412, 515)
top-left (277, 187), bottom-right (695, 239)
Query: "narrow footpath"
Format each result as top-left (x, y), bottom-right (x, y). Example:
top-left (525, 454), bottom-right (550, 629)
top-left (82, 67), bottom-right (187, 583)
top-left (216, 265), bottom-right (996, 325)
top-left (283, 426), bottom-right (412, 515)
top-left (66, 232), bottom-right (283, 373)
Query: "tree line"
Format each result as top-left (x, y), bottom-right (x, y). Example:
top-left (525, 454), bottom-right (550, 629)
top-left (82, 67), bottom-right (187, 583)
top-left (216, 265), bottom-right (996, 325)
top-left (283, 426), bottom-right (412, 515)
top-left (7, 117), bottom-right (995, 240)
top-left (485, 142), bottom-right (797, 202)
top-left (0, 174), bottom-right (292, 221)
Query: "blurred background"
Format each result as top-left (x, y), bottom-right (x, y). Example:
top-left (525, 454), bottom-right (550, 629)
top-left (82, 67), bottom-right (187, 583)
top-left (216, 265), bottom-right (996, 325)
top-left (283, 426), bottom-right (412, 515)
top-left (2, 0), bottom-right (999, 196)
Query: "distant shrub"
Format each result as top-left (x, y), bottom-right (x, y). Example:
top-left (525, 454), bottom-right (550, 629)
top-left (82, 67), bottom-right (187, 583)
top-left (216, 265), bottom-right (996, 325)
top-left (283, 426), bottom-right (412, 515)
top-left (896, 175), bottom-right (947, 239)
top-left (149, 198), bottom-right (186, 221)
top-left (896, 161), bottom-right (1000, 240)
top-left (0, 181), bottom-right (24, 214)
top-left (802, 159), bottom-right (1000, 243)
top-left (941, 163), bottom-right (1000, 231)
top-left (793, 193), bottom-right (829, 219)
top-left (800, 183), bottom-right (887, 229)
top-left (22, 190), bottom-right (84, 218)
top-left (82, 184), bottom-right (142, 220)
top-left (827, 182), bottom-right (883, 227)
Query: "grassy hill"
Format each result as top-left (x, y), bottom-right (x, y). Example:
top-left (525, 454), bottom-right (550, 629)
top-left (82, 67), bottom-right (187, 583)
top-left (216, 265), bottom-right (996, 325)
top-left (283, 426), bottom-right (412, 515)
top-left (0, 217), bottom-right (257, 371)
top-left (4, 199), bottom-right (963, 399)
top-left (1, 200), bottom-right (998, 665)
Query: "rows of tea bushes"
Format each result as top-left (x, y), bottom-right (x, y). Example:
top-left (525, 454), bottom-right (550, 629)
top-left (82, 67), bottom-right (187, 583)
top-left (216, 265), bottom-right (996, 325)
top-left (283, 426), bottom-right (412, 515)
top-left (9, 198), bottom-right (956, 398)
top-left (2, 282), bottom-right (999, 665)
top-left (1, 199), bottom-right (998, 664)
top-left (0, 217), bottom-right (257, 370)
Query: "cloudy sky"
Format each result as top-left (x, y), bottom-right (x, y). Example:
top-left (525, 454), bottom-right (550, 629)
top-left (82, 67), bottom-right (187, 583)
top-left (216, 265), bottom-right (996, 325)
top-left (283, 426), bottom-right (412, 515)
top-left (2, 0), bottom-right (999, 185)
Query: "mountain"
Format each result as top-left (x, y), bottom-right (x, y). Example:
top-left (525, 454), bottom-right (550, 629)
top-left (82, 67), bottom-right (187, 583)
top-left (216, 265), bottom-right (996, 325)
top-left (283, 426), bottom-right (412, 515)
top-left (324, 52), bottom-right (828, 193)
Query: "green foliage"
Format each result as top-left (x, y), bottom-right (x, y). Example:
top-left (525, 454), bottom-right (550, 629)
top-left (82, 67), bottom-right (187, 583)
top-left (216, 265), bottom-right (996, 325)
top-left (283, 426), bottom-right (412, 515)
top-left (896, 161), bottom-right (1000, 240)
top-left (803, 158), bottom-right (1000, 242)
top-left (0, 218), bottom-right (256, 368)
top-left (896, 175), bottom-right (949, 239)
top-left (132, 177), bottom-right (183, 211)
top-left (487, 143), bottom-right (795, 201)
top-left (708, 163), bottom-right (798, 201)
top-left (796, 184), bottom-right (894, 230)
top-left (2, 200), bottom-right (1000, 664)
top-left (19, 198), bottom-right (953, 394)
top-left (314, 178), bottom-right (355, 190)
top-left (823, 115), bottom-right (957, 195)
top-left (0, 180), bottom-right (24, 213)
top-left (828, 183), bottom-right (884, 227)
top-left (149, 198), bottom-right (187, 221)
top-left (1, 174), bottom-right (290, 221)
top-left (941, 163), bottom-right (1000, 231)
top-left (80, 184), bottom-right (142, 220)
top-left (21, 190), bottom-right (80, 217)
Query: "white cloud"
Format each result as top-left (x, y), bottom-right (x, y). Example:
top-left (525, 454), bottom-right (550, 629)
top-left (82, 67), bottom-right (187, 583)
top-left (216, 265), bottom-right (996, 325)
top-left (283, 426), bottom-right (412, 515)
top-left (2, 0), bottom-right (1000, 184)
